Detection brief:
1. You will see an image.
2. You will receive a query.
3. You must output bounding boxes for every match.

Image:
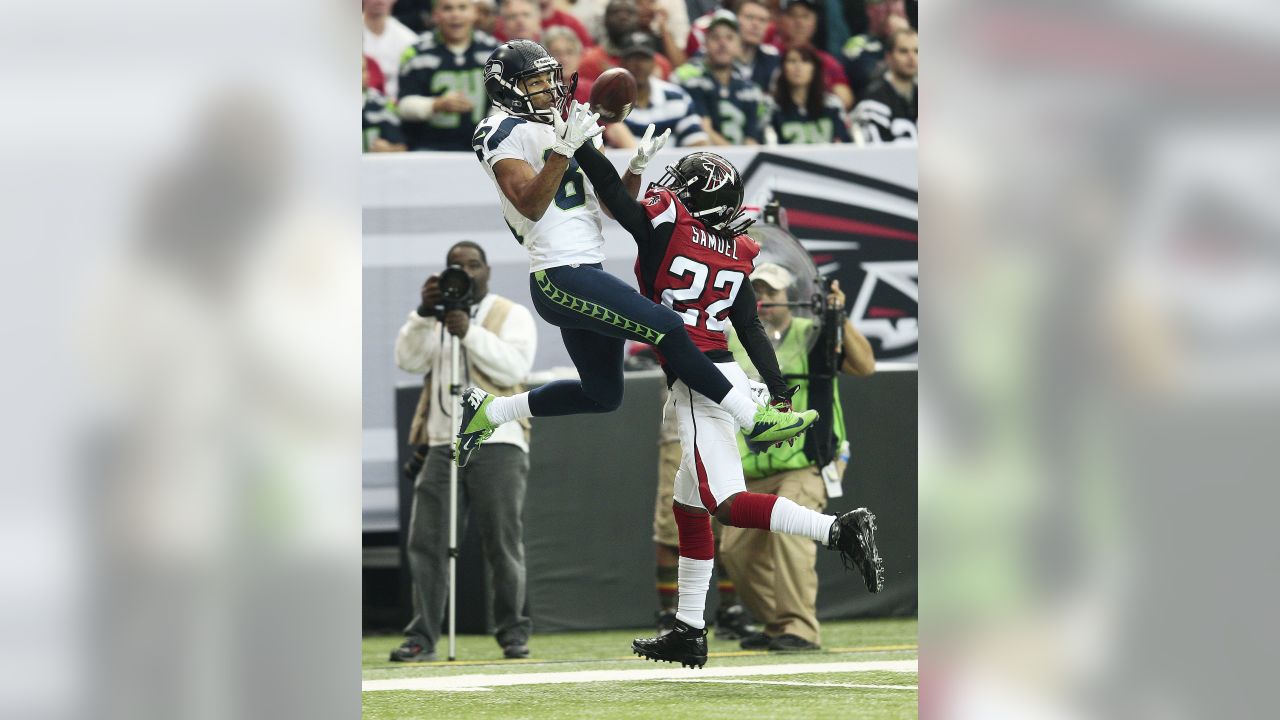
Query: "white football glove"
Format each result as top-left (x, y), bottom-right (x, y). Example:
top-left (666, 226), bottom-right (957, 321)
top-left (747, 380), bottom-right (770, 408)
top-left (628, 123), bottom-right (672, 175)
top-left (551, 100), bottom-right (603, 157)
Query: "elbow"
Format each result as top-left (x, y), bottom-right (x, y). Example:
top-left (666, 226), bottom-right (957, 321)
top-left (845, 359), bottom-right (876, 378)
top-left (516, 199), bottom-right (545, 222)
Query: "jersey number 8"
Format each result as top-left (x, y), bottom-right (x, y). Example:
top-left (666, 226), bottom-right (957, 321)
top-left (661, 256), bottom-right (744, 332)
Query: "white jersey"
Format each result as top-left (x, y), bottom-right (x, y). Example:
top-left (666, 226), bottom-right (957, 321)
top-left (472, 112), bottom-right (606, 272)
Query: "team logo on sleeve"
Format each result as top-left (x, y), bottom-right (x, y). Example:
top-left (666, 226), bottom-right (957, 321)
top-left (701, 158), bottom-right (736, 192)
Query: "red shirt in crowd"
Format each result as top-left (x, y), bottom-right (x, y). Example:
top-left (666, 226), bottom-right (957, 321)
top-left (494, 9), bottom-right (595, 48)
top-left (578, 46), bottom-right (673, 82)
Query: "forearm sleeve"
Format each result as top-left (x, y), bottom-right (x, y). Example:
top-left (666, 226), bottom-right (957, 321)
top-left (729, 282), bottom-right (788, 397)
top-left (573, 142), bottom-right (652, 241)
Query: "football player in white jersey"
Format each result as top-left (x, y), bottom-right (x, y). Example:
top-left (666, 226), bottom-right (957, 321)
top-left (457, 39), bottom-right (816, 467)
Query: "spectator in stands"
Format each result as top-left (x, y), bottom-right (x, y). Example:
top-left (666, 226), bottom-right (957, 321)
top-left (390, 241), bottom-right (537, 662)
top-left (364, 55), bottom-right (407, 152)
top-left (580, 0), bottom-right (674, 81)
top-left (364, 0), bottom-right (420, 98)
top-left (500, 0), bottom-right (542, 40)
top-left (619, 32), bottom-right (709, 146)
top-left (474, 0), bottom-right (498, 36)
top-left (567, 0), bottom-right (608, 44)
top-left (675, 10), bottom-right (765, 145)
top-left (393, 0), bottom-right (433, 33)
top-left (544, 26), bottom-right (592, 103)
top-left (637, 0), bottom-right (690, 67)
top-left (734, 0), bottom-right (782, 93)
top-left (852, 27), bottom-right (916, 144)
top-left (769, 45), bottom-right (851, 144)
top-left (818, 0), bottom-right (852, 57)
top-left (544, 25), bottom-right (635, 148)
top-left (498, 0), bottom-right (594, 47)
top-left (774, 0), bottom-right (853, 109)
top-left (840, 0), bottom-right (909, 97)
top-left (397, 0), bottom-right (497, 151)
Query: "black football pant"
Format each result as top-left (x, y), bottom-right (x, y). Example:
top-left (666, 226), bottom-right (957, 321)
top-left (526, 263), bottom-right (733, 416)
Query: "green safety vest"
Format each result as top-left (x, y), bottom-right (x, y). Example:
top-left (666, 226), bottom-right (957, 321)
top-left (729, 317), bottom-right (847, 479)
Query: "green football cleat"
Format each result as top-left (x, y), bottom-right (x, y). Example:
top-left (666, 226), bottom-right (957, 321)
top-left (455, 387), bottom-right (499, 467)
top-left (743, 404), bottom-right (818, 450)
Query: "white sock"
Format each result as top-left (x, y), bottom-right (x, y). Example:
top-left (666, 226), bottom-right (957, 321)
top-left (674, 556), bottom-right (713, 629)
top-left (768, 497), bottom-right (834, 544)
top-left (719, 388), bottom-right (758, 431)
top-left (484, 392), bottom-right (531, 426)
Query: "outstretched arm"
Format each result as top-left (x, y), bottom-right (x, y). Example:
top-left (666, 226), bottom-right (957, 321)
top-left (573, 140), bottom-right (653, 240)
top-left (728, 281), bottom-right (789, 398)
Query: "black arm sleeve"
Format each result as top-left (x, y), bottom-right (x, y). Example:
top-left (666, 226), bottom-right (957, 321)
top-left (573, 142), bottom-right (653, 242)
top-left (729, 281), bottom-right (789, 398)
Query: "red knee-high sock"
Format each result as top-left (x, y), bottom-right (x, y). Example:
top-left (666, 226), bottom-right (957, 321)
top-left (728, 492), bottom-right (780, 530)
top-left (672, 504), bottom-right (714, 629)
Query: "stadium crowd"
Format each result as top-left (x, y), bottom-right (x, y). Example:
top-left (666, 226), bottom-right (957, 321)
top-left (363, 0), bottom-right (917, 152)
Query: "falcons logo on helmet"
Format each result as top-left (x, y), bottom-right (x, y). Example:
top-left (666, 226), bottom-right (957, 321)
top-left (701, 158), bottom-right (736, 192)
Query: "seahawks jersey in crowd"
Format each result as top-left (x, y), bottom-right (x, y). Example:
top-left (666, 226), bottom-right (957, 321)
top-left (674, 60), bottom-right (766, 144)
top-left (769, 93), bottom-right (852, 144)
top-left (362, 88), bottom-right (404, 150)
top-left (471, 112), bottom-right (606, 271)
top-left (622, 76), bottom-right (709, 147)
top-left (397, 30), bottom-right (498, 151)
top-left (743, 44), bottom-right (782, 94)
top-left (852, 74), bottom-right (917, 144)
top-left (840, 33), bottom-right (887, 99)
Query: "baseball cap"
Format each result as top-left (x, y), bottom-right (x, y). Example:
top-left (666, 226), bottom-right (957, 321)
top-left (618, 32), bottom-right (658, 58)
top-left (780, 0), bottom-right (821, 12)
top-left (706, 8), bottom-right (739, 33)
top-left (751, 263), bottom-right (795, 290)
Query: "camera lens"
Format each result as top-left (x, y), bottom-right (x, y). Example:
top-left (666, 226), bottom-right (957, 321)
top-left (439, 266), bottom-right (472, 301)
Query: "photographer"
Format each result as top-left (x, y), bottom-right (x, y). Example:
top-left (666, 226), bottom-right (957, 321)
top-left (719, 263), bottom-right (877, 651)
top-left (390, 241), bottom-right (538, 661)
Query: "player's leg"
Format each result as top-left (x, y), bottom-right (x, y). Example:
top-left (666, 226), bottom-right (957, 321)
top-left (527, 327), bottom-right (625, 415)
top-left (631, 385), bottom-right (712, 668)
top-left (525, 264), bottom-right (804, 437)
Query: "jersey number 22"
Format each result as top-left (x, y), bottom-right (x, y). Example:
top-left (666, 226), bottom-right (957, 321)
top-left (661, 256), bottom-right (744, 332)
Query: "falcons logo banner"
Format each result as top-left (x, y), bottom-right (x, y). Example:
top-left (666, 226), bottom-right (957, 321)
top-left (740, 152), bottom-right (918, 361)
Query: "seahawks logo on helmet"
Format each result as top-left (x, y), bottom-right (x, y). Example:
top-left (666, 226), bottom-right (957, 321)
top-left (483, 41), bottom-right (574, 124)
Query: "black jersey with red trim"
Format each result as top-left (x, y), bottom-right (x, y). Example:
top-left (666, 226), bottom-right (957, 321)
top-left (635, 187), bottom-right (760, 355)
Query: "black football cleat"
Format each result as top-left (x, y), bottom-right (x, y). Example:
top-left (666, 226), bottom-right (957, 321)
top-left (632, 618), bottom-right (708, 668)
top-left (713, 604), bottom-right (758, 640)
top-left (827, 508), bottom-right (885, 593)
top-left (656, 610), bottom-right (678, 638)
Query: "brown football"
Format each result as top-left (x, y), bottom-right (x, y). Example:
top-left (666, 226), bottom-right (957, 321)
top-left (589, 68), bottom-right (637, 124)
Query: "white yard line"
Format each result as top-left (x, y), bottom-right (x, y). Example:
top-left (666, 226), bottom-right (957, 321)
top-left (660, 678), bottom-right (917, 690)
top-left (362, 659), bottom-right (917, 692)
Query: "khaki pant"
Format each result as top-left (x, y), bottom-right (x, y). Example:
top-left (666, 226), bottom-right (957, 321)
top-left (651, 441), bottom-right (683, 546)
top-left (718, 466), bottom-right (827, 645)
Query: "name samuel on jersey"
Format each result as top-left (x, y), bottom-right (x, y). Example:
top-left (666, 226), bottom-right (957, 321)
top-left (688, 226), bottom-right (738, 259)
